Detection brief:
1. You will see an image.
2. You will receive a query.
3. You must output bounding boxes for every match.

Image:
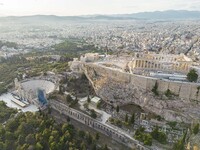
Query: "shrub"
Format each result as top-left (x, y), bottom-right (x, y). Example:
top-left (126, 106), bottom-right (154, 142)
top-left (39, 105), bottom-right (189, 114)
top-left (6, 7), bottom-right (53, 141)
top-left (135, 127), bottom-right (152, 146)
top-left (151, 127), bottom-right (167, 144)
top-left (187, 69), bottom-right (198, 82)
top-left (193, 123), bottom-right (199, 135)
top-left (152, 81), bottom-right (159, 96)
top-left (90, 109), bottom-right (97, 119)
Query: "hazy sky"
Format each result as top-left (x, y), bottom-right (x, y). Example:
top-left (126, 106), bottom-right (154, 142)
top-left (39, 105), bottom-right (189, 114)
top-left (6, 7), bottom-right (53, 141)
top-left (0, 0), bottom-right (200, 16)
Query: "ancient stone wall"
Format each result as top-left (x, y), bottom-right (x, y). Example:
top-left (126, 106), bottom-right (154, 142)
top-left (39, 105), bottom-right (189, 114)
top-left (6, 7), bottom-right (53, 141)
top-left (157, 80), bottom-right (169, 93)
top-left (167, 82), bottom-right (181, 96)
top-left (130, 75), bottom-right (148, 90)
top-left (84, 63), bottom-right (200, 102)
top-left (82, 63), bottom-right (200, 122)
top-left (190, 85), bottom-right (200, 100)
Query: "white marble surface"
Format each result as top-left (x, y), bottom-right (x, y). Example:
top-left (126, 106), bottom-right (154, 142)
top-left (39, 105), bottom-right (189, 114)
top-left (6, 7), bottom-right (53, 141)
top-left (0, 93), bottom-right (38, 112)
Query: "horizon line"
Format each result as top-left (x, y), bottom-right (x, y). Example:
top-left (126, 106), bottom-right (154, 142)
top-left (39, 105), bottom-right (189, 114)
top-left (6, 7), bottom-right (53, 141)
top-left (0, 9), bottom-right (199, 18)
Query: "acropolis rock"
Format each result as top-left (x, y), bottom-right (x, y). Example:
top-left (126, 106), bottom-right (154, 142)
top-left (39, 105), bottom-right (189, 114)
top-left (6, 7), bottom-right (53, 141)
top-left (70, 52), bottom-right (200, 123)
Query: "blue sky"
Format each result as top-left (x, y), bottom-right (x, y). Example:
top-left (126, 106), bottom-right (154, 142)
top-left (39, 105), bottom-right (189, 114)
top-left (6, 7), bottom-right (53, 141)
top-left (0, 0), bottom-right (200, 16)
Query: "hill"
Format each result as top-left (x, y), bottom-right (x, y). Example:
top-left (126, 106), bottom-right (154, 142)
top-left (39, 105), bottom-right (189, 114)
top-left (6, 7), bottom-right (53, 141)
top-left (120, 10), bottom-right (200, 20)
top-left (0, 10), bottom-right (200, 22)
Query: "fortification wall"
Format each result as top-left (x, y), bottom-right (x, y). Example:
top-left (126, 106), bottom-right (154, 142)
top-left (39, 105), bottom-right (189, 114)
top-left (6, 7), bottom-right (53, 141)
top-left (146, 78), bottom-right (157, 91)
top-left (168, 82), bottom-right (181, 96)
top-left (86, 64), bottom-right (131, 83)
top-left (157, 80), bottom-right (169, 93)
top-left (179, 84), bottom-right (191, 100)
top-left (84, 63), bottom-right (200, 102)
top-left (130, 75), bottom-right (148, 90)
top-left (190, 85), bottom-right (200, 100)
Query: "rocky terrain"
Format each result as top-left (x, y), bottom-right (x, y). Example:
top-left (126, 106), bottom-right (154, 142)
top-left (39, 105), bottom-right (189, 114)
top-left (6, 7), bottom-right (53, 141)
top-left (83, 63), bottom-right (200, 123)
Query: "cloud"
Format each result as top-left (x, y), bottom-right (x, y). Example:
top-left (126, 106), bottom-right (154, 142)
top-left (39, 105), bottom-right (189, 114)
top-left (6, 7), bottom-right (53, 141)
top-left (0, 3), bottom-right (3, 5)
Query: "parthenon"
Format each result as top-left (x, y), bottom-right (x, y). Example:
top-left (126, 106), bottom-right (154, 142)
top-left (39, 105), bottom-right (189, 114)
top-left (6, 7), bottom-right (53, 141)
top-left (128, 52), bottom-right (193, 74)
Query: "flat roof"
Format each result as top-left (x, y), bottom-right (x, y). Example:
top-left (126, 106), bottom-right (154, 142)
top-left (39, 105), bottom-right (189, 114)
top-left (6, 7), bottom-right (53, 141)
top-left (11, 99), bottom-right (26, 108)
top-left (91, 96), bottom-right (101, 103)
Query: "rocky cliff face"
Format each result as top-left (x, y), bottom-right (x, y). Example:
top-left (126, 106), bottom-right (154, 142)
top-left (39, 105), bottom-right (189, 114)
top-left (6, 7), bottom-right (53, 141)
top-left (83, 63), bottom-right (200, 123)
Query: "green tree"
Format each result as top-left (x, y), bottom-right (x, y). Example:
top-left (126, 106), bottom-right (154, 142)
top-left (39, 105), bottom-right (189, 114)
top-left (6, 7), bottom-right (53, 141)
top-left (115, 119), bottom-right (122, 127)
top-left (165, 89), bottom-right (173, 98)
top-left (151, 127), bottom-right (159, 139)
top-left (102, 144), bottom-right (109, 150)
top-left (80, 142), bottom-right (86, 150)
top-left (35, 142), bottom-right (43, 150)
top-left (0, 142), bottom-right (5, 150)
top-left (49, 136), bottom-right (54, 144)
top-left (144, 134), bottom-right (152, 146)
top-left (96, 101), bottom-right (101, 109)
top-left (87, 95), bottom-right (91, 103)
top-left (125, 114), bottom-right (128, 123)
top-left (4, 140), bottom-right (14, 150)
top-left (67, 116), bottom-right (70, 122)
top-left (78, 130), bottom-right (85, 138)
top-left (91, 143), bottom-right (97, 150)
top-left (151, 127), bottom-right (167, 144)
top-left (25, 134), bottom-right (36, 145)
top-left (47, 106), bottom-right (51, 114)
top-left (173, 133), bottom-right (186, 150)
top-left (130, 113), bottom-right (135, 125)
top-left (167, 121), bottom-right (177, 128)
top-left (134, 127), bottom-right (152, 146)
top-left (51, 130), bottom-right (59, 140)
top-left (5, 131), bottom-right (15, 140)
top-left (187, 69), bottom-right (198, 82)
top-left (86, 133), bottom-right (93, 145)
top-left (90, 109), bottom-right (97, 119)
top-left (152, 81), bottom-right (159, 96)
top-left (6, 119), bottom-right (19, 132)
top-left (66, 95), bottom-right (73, 103)
top-left (50, 141), bottom-right (57, 150)
top-left (17, 135), bottom-right (25, 145)
top-left (193, 123), bottom-right (199, 135)
top-left (95, 133), bottom-right (100, 140)
top-left (62, 123), bottom-right (69, 133)
top-left (116, 105), bottom-right (119, 113)
top-left (84, 103), bottom-right (89, 110)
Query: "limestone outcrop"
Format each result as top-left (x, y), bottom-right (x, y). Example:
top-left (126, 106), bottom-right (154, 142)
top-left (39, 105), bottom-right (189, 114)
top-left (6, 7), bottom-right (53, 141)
top-left (83, 63), bottom-right (200, 123)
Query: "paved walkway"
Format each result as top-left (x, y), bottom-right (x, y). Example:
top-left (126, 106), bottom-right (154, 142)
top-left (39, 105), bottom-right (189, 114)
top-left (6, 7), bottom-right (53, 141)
top-left (78, 98), bottom-right (111, 124)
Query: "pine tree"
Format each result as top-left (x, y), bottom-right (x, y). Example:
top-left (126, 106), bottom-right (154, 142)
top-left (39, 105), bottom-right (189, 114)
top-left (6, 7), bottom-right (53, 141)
top-left (130, 113), bottom-right (135, 124)
top-left (125, 114), bottom-right (128, 123)
top-left (116, 105), bottom-right (119, 113)
top-left (87, 95), bottom-right (91, 103)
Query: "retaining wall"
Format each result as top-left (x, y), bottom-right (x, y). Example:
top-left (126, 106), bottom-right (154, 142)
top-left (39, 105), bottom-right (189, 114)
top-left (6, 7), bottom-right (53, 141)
top-left (84, 63), bottom-right (200, 101)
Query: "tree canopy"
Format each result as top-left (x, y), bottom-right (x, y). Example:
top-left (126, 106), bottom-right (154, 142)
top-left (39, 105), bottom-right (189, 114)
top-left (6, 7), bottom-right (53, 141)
top-left (193, 123), bottom-right (199, 135)
top-left (0, 101), bottom-right (17, 123)
top-left (0, 110), bottom-right (109, 150)
top-left (187, 69), bottom-right (198, 82)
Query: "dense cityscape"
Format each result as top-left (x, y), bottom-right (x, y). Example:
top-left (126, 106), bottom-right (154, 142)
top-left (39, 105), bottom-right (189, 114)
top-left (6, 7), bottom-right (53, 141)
top-left (1, 19), bottom-right (200, 59)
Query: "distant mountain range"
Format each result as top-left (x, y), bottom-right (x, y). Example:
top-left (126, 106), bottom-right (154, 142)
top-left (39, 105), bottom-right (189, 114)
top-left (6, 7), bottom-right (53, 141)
top-left (116, 10), bottom-right (200, 20)
top-left (1, 10), bottom-right (200, 22)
